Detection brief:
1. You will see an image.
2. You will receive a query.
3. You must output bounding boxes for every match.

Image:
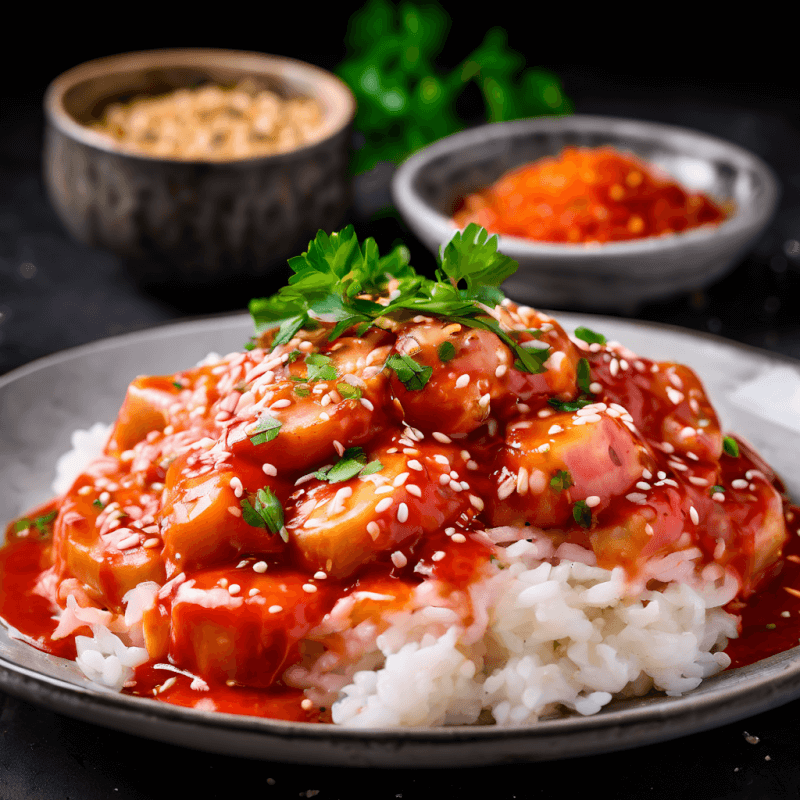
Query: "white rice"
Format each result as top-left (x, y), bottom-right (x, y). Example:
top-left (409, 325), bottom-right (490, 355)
top-left (50, 422), bottom-right (740, 723)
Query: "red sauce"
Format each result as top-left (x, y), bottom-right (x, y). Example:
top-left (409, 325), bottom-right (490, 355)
top-left (452, 146), bottom-right (729, 244)
top-left (0, 303), bottom-right (795, 720)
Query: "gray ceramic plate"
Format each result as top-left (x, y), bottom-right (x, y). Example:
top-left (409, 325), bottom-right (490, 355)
top-left (2, 312), bottom-right (799, 767)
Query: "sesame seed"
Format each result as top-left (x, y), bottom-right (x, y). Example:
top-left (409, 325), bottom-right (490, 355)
top-left (319, 412), bottom-right (330, 421)
top-left (589, 382), bottom-right (603, 394)
top-left (269, 605), bottom-right (283, 613)
top-left (301, 699), bottom-right (314, 710)
top-left (449, 480), bottom-right (463, 492)
top-left (375, 497), bottom-right (393, 513)
top-left (253, 561), bottom-right (268, 573)
top-left (229, 584), bottom-right (241, 595)
top-left (406, 484), bottom-right (422, 497)
top-left (391, 551), bottom-right (408, 568)
top-left (495, 365), bottom-right (508, 378)
top-left (397, 503), bottom-right (409, 522)
top-left (585, 496), bottom-right (601, 507)
top-left (229, 476), bottom-right (244, 498)
top-left (645, 524), bottom-right (654, 536)
top-left (143, 538), bottom-right (161, 548)
top-left (445, 527), bottom-right (456, 535)
top-left (333, 440), bottom-right (345, 456)
top-left (271, 398), bottom-right (291, 409)
top-left (548, 424), bottom-right (563, 435)
top-left (303, 584), bottom-right (317, 593)
top-left (679, 426), bottom-right (696, 439)
top-left (375, 485), bottom-right (393, 495)
top-left (407, 459), bottom-right (424, 471)
top-left (689, 506), bottom-right (700, 524)
top-left (642, 469), bottom-right (652, 480)
top-left (660, 442), bottom-right (675, 454)
top-left (248, 588), bottom-right (260, 597)
top-left (262, 463), bottom-right (278, 477)
top-left (516, 467), bottom-right (529, 495)
top-left (432, 551), bottom-right (445, 562)
top-left (439, 474), bottom-right (451, 486)
top-left (402, 448), bottom-right (420, 456)
top-left (479, 394), bottom-right (491, 408)
top-left (688, 476), bottom-right (709, 486)
top-left (636, 482), bottom-right (651, 491)
top-left (432, 432), bottom-right (452, 443)
top-left (732, 479), bottom-right (748, 489)
top-left (469, 495), bottom-right (484, 511)
top-left (320, 394), bottom-right (331, 407)
top-left (451, 533), bottom-right (467, 543)
top-left (455, 374), bottom-right (470, 389)
top-left (666, 388), bottom-right (684, 405)
top-left (78, 485), bottom-right (92, 496)
top-left (360, 398), bottom-right (375, 411)
top-left (626, 493), bottom-right (647, 504)
top-left (366, 521), bottom-right (380, 540)
top-left (712, 492), bottom-right (725, 502)
top-left (610, 359), bottom-right (620, 377)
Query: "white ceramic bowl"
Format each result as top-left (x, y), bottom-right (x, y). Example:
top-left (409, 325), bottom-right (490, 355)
top-left (392, 115), bottom-right (779, 311)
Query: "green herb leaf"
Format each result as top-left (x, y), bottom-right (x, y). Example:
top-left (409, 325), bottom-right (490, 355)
top-left (294, 386), bottom-right (311, 397)
top-left (315, 447), bottom-right (383, 483)
top-left (337, 382), bottom-right (363, 400)
top-left (437, 341), bottom-right (456, 362)
top-left (13, 518), bottom-right (31, 532)
top-left (550, 470), bottom-right (573, 492)
top-left (573, 326), bottom-right (606, 345)
top-left (249, 413), bottom-right (282, 446)
top-left (548, 396), bottom-right (592, 412)
top-left (34, 511), bottom-right (57, 532)
top-left (723, 436), bottom-right (740, 457)
top-left (576, 358), bottom-right (592, 393)
top-left (573, 500), bottom-right (592, 528)
top-left (305, 353), bottom-right (338, 382)
top-left (710, 485), bottom-right (725, 495)
top-left (438, 223), bottom-right (517, 293)
top-left (287, 350), bottom-right (303, 363)
top-left (172, 381), bottom-right (183, 390)
top-left (385, 353), bottom-right (433, 391)
top-left (243, 338), bottom-right (256, 351)
top-left (92, 498), bottom-right (104, 509)
top-left (240, 489), bottom-right (286, 541)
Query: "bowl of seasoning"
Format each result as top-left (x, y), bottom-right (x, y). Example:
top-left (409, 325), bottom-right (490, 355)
top-left (44, 49), bottom-right (356, 287)
top-left (392, 115), bottom-right (779, 311)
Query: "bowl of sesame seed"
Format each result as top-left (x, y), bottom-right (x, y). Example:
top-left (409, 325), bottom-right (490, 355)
top-left (392, 115), bottom-right (779, 312)
top-left (43, 48), bottom-right (356, 288)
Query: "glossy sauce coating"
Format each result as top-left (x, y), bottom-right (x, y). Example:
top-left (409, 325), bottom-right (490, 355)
top-left (0, 301), bottom-right (796, 719)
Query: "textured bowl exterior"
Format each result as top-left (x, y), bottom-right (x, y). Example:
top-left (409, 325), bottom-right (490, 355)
top-left (43, 49), bottom-right (355, 285)
top-left (392, 116), bottom-right (780, 311)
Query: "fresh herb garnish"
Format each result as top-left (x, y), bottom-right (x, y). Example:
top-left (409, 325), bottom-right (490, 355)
top-left (710, 485), bottom-right (725, 495)
top-left (572, 501), bottom-right (592, 528)
top-left (723, 436), bottom-right (740, 457)
top-left (576, 358), bottom-right (592, 393)
top-left (243, 338), bottom-right (256, 351)
top-left (13, 518), bottom-right (31, 532)
top-left (305, 353), bottom-right (338, 382)
top-left (249, 224), bottom-right (551, 379)
top-left (92, 498), bottom-right (105, 509)
top-left (437, 341), bottom-right (456, 362)
top-left (287, 350), bottom-right (303, 363)
top-left (550, 470), bottom-right (573, 492)
top-left (314, 447), bottom-right (383, 483)
top-left (249, 413), bottom-right (282, 446)
top-left (16, 510), bottom-right (58, 536)
top-left (548, 396), bottom-right (592, 412)
top-left (172, 381), bottom-right (183, 390)
top-left (240, 488), bottom-right (287, 541)
top-left (573, 326), bottom-right (606, 346)
top-left (385, 353), bottom-right (433, 391)
top-left (294, 385), bottom-right (311, 398)
top-left (337, 382), bottom-right (363, 400)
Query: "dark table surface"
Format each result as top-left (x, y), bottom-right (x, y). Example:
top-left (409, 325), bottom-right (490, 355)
top-left (2, 66), bottom-right (800, 799)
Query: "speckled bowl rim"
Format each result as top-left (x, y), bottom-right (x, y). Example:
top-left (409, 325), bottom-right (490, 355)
top-left (1, 312), bottom-right (799, 767)
top-left (43, 48), bottom-right (356, 166)
top-left (392, 115), bottom-right (780, 258)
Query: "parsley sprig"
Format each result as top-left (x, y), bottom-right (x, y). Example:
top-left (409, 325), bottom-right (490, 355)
top-left (240, 488), bottom-right (287, 541)
top-left (249, 224), bottom-right (550, 376)
top-left (314, 447), bottom-right (383, 483)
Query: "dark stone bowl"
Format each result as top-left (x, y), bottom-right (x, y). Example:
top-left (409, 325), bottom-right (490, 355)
top-left (43, 49), bottom-right (355, 288)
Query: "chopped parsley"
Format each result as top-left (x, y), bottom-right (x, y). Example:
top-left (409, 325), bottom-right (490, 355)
top-left (576, 358), bottom-right (592, 394)
top-left (723, 436), bottom-right (740, 458)
top-left (710, 485), bottom-right (725, 495)
top-left (249, 413), bottom-right (282, 446)
top-left (548, 396), bottom-right (592, 412)
top-left (287, 350), bottom-right (303, 363)
top-left (240, 488), bottom-right (287, 541)
top-left (314, 447), bottom-right (383, 483)
top-left (572, 500), bottom-right (592, 528)
top-left (337, 382), bottom-right (363, 400)
top-left (437, 341), bottom-right (456, 362)
top-left (92, 498), bottom-right (105, 509)
top-left (172, 381), bottom-right (184, 390)
top-left (385, 353), bottom-right (433, 391)
top-left (294, 385), bottom-right (311, 398)
top-left (248, 224), bottom-right (551, 376)
top-left (550, 470), bottom-right (573, 492)
top-left (573, 326), bottom-right (606, 345)
top-left (15, 510), bottom-right (57, 537)
top-left (305, 353), bottom-right (338, 382)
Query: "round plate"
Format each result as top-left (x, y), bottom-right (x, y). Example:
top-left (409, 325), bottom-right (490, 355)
top-left (2, 312), bottom-right (799, 767)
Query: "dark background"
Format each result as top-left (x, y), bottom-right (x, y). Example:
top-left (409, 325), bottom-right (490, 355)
top-left (1, 6), bottom-right (799, 798)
